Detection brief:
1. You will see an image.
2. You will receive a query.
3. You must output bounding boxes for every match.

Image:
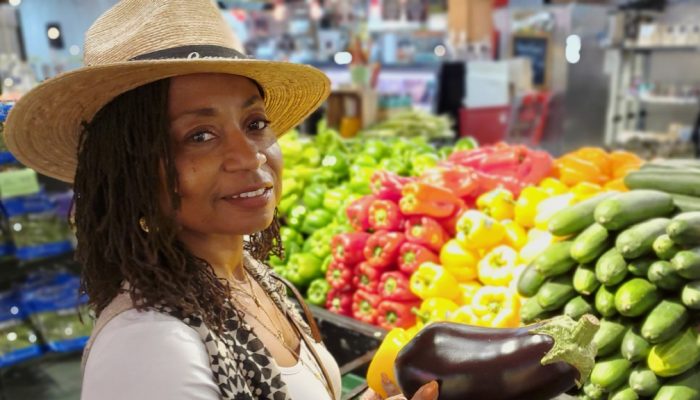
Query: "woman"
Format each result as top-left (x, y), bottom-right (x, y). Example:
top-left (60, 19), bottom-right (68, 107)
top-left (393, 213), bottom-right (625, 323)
top-left (5, 1), bottom-right (437, 399)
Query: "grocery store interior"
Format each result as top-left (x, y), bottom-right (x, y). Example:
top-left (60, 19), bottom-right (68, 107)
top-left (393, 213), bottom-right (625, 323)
top-left (1, 0), bottom-right (700, 399)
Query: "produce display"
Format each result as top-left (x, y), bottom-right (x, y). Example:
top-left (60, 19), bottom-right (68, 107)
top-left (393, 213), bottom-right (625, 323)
top-left (514, 166), bottom-right (700, 399)
top-left (358, 110), bottom-right (454, 140)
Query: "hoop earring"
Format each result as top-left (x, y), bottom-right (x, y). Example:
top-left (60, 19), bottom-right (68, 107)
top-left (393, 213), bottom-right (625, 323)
top-left (139, 217), bottom-right (150, 233)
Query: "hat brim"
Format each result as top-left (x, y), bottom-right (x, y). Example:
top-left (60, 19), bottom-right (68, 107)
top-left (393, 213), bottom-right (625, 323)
top-left (4, 59), bottom-right (331, 183)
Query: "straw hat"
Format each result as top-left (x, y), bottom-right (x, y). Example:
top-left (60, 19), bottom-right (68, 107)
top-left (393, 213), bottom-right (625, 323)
top-left (4, 0), bottom-right (331, 183)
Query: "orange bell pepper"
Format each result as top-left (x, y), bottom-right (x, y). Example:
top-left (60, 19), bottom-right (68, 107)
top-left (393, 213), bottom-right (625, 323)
top-left (471, 286), bottom-right (520, 328)
top-left (477, 245), bottom-right (518, 286)
top-left (366, 328), bottom-right (410, 398)
top-left (514, 186), bottom-right (549, 228)
top-left (555, 155), bottom-right (604, 185)
top-left (439, 239), bottom-right (478, 282)
top-left (476, 188), bottom-right (515, 220)
top-left (610, 150), bottom-right (643, 175)
top-left (574, 147), bottom-right (612, 178)
top-left (502, 220), bottom-right (527, 250)
top-left (455, 210), bottom-right (505, 251)
top-left (459, 281), bottom-right (482, 305)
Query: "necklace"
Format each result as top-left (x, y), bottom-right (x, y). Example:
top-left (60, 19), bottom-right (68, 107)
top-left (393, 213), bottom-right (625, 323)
top-left (231, 271), bottom-right (288, 343)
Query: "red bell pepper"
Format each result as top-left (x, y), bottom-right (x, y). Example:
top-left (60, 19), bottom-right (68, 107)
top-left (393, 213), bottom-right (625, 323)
top-left (354, 261), bottom-right (382, 293)
top-left (405, 216), bottom-right (448, 252)
top-left (399, 182), bottom-right (464, 218)
top-left (331, 232), bottom-right (370, 265)
top-left (376, 300), bottom-right (419, 330)
top-left (326, 288), bottom-right (353, 316)
top-left (370, 171), bottom-right (413, 202)
top-left (521, 150), bottom-right (553, 185)
top-left (345, 195), bottom-right (376, 232)
top-left (368, 199), bottom-right (404, 232)
top-left (352, 290), bottom-right (381, 325)
top-left (325, 259), bottom-right (353, 291)
top-left (378, 271), bottom-right (417, 302)
top-left (437, 207), bottom-right (467, 238)
top-left (397, 242), bottom-right (439, 275)
top-left (363, 230), bottom-right (406, 269)
top-left (420, 164), bottom-right (480, 199)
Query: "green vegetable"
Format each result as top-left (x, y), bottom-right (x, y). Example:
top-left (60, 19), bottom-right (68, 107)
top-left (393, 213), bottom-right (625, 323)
top-left (628, 257), bottom-right (655, 277)
top-left (520, 296), bottom-right (553, 324)
top-left (548, 192), bottom-right (618, 236)
top-left (596, 248), bottom-right (628, 286)
top-left (621, 327), bottom-right (652, 363)
top-left (571, 223), bottom-right (612, 264)
top-left (595, 283), bottom-right (619, 318)
top-left (648, 327), bottom-right (700, 378)
top-left (671, 193), bottom-right (700, 213)
top-left (641, 299), bottom-right (689, 344)
top-left (534, 241), bottom-right (577, 278)
top-left (672, 248), bottom-right (700, 279)
top-left (628, 365), bottom-right (662, 397)
top-left (302, 184), bottom-right (326, 209)
top-left (667, 212), bottom-right (700, 245)
top-left (300, 208), bottom-right (334, 235)
top-left (536, 275), bottom-right (576, 311)
top-left (573, 264), bottom-right (601, 296)
top-left (681, 281), bottom-right (700, 309)
top-left (615, 278), bottom-right (661, 317)
top-left (284, 253), bottom-right (322, 288)
top-left (648, 261), bottom-right (686, 291)
top-left (305, 278), bottom-right (330, 306)
top-left (616, 218), bottom-right (671, 259)
top-left (583, 382), bottom-right (606, 400)
top-left (654, 234), bottom-right (682, 260)
top-left (592, 318), bottom-right (628, 357)
top-left (653, 365), bottom-right (700, 400)
top-left (610, 385), bottom-right (639, 400)
top-left (516, 263), bottom-right (546, 298)
top-left (590, 355), bottom-right (632, 391)
top-left (564, 296), bottom-right (595, 320)
top-left (594, 190), bottom-right (674, 231)
top-left (624, 170), bottom-right (700, 197)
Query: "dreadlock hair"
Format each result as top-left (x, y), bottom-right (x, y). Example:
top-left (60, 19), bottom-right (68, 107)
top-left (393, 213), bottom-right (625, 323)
top-left (73, 78), bottom-right (283, 333)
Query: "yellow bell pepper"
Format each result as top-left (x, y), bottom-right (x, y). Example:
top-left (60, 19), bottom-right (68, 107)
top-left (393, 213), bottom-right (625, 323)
top-left (570, 182), bottom-right (603, 201)
top-left (534, 193), bottom-right (576, 231)
top-left (519, 228), bottom-right (556, 263)
top-left (514, 186), bottom-right (549, 228)
top-left (450, 304), bottom-right (479, 324)
top-left (414, 297), bottom-right (459, 324)
top-left (539, 177), bottom-right (569, 196)
top-left (439, 239), bottom-right (478, 282)
top-left (455, 210), bottom-right (505, 251)
top-left (409, 262), bottom-right (461, 301)
top-left (477, 245), bottom-right (519, 286)
top-left (459, 281), bottom-right (482, 305)
top-left (366, 328), bottom-right (410, 398)
top-left (502, 220), bottom-right (527, 250)
top-left (471, 286), bottom-right (520, 328)
top-left (476, 188), bottom-right (515, 220)
top-left (405, 322), bottom-right (424, 338)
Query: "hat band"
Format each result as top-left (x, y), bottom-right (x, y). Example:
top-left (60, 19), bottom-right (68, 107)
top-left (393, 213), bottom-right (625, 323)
top-left (130, 45), bottom-right (250, 61)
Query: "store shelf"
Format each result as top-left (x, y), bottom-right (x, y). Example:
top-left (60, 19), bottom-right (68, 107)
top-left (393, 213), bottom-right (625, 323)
top-left (626, 94), bottom-right (700, 106)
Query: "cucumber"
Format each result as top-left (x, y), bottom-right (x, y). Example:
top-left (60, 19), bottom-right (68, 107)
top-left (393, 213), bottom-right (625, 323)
top-left (583, 382), bottom-right (606, 400)
top-left (629, 365), bottom-right (662, 397)
top-left (596, 283), bottom-right (619, 318)
top-left (593, 318), bottom-right (629, 357)
top-left (615, 278), bottom-right (661, 317)
top-left (648, 328), bottom-right (700, 378)
top-left (564, 295), bottom-right (595, 320)
top-left (533, 241), bottom-right (577, 278)
top-left (671, 248), bottom-right (700, 279)
top-left (648, 260), bottom-right (686, 291)
top-left (517, 263), bottom-right (546, 297)
top-left (641, 299), bottom-right (689, 344)
top-left (590, 355), bottom-right (633, 392)
top-left (520, 296), bottom-right (553, 324)
top-left (628, 257), bottom-right (655, 277)
top-left (624, 171), bottom-right (700, 197)
top-left (594, 190), bottom-right (675, 231)
top-left (548, 192), bottom-right (618, 236)
top-left (536, 275), bottom-right (576, 311)
top-left (571, 223), bottom-right (612, 264)
top-left (641, 159), bottom-right (700, 170)
top-left (671, 194), bottom-right (700, 213)
top-left (610, 385), bottom-right (639, 400)
top-left (668, 212), bottom-right (700, 245)
top-left (622, 327), bottom-right (652, 363)
top-left (596, 248), bottom-right (628, 286)
top-left (653, 366), bottom-right (700, 400)
top-left (574, 264), bottom-right (601, 295)
top-left (654, 234), bottom-right (682, 260)
top-left (681, 281), bottom-right (700, 310)
top-left (616, 218), bottom-right (671, 259)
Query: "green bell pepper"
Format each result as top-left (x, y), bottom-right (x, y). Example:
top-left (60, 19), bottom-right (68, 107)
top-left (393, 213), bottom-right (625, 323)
top-left (363, 139), bottom-right (390, 160)
top-left (286, 204), bottom-right (308, 230)
top-left (353, 154), bottom-right (377, 167)
top-left (303, 230), bottom-right (332, 260)
top-left (321, 255), bottom-right (332, 274)
top-left (379, 158), bottom-right (409, 176)
top-left (437, 145), bottom-right (453, 159)
top-left (455, 136), bottom-right (478, 151)
top-left (285, 253), bottom-right (322, 288)
top-left (278, 194), bottom-right (299, 217)
top-left (300, 208), bottom-right (333, 235)
top-left (280, 226), bottom-right (304, 246)
top-left (301, 145), bottom-right (322, 167)
top-left (309, 169), bottom-right (338, 185)
top-left (302, 184), bottom-right (326, 209)
top-left (281, 177), bottom-right (303, 198)
top-left (306, 278), bottom-right (331, 306)
top-left (411, 153), bottom-right (440, 176)
top-left (323, 187), bottom-right (349, 212)
top-left (321, 152), bottom-right (349, 177)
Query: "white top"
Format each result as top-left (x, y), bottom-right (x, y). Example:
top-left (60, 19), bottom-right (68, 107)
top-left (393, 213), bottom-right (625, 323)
top-left (81, 309), bottom-right (342, 400)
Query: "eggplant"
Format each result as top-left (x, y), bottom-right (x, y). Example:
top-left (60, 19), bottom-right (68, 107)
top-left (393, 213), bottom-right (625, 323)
top-left (395, 314), bottom-right (599, 400)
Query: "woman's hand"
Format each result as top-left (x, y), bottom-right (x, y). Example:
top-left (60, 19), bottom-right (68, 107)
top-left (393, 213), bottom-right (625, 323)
top-left (360, 373), bottom-right (438, 400)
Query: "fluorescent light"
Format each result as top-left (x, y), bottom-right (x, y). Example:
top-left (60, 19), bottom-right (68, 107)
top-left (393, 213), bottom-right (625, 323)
top-left (48, 27), bottom-right (61, 40)
top-left (9, 0), bottom-right (21, 7)
top-left (334, 51), bottom-right (353, 65)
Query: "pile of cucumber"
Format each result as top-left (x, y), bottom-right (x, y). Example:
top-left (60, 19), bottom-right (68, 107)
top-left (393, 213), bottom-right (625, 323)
top-left (625, 159), bottom-right (700, 213)
top-left (517, 189), bottom-right (700, 400)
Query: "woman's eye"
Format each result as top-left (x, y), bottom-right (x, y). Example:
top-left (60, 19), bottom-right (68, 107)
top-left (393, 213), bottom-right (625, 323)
top-left (249, 119), bottom-right (270, 131)
top-left (190, 131), bottom-right (216, 143)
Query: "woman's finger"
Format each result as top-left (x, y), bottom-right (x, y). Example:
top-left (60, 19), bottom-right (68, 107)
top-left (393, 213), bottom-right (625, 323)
top-left (381, 373), bottom-right (402, 397)
top-left (410, 381), bottom-right (439, 400)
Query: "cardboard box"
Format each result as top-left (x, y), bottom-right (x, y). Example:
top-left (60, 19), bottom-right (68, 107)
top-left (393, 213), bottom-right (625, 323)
top-left (448, 0), bottom-right (493, 42)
